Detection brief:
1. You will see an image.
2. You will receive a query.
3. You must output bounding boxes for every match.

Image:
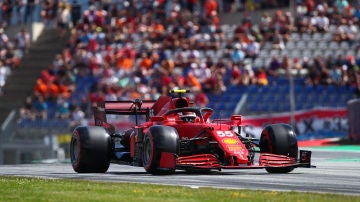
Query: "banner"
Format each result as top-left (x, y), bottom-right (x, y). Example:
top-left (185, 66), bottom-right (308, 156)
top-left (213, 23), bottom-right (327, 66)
top-left (241, 108), bottom-right (348, 141)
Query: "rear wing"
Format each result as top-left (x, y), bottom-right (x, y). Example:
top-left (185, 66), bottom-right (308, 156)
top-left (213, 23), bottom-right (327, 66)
top-left (101, 99), bottom-right (156, 116)
top-left (93, 99), bottom-right (156, 133)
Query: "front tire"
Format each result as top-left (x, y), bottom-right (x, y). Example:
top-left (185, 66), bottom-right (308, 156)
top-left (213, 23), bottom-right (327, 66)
top-left (142, 126), bottom-right (179, 175)
top-left (70, 126), bottom-right (111, 173)
top-left (260, 124), bottom-right (298, 173)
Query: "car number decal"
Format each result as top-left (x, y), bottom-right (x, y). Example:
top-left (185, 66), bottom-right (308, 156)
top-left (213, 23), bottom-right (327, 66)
top-left (216, 131), bottom-right (234, 137)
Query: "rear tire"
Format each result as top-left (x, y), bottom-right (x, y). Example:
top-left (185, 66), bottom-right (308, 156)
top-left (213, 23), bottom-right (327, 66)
top-left (70, 126), bottom-right (111, 173)
top-left (142, 126), bottom-right (179, 175)
top-left (260, 124), bottom-right (298, 173)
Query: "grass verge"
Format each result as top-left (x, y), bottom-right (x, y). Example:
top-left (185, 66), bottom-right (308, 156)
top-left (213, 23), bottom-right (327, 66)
top-left (0, 176), bottom-right (359, 202)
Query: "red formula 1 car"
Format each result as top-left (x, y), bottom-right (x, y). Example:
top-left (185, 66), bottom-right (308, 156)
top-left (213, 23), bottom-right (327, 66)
top-left (70, 90), bottom-right (314, 174)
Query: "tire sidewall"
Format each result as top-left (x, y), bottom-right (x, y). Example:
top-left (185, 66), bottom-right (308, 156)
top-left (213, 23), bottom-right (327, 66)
top-left (143, 132), bottom-right (157, 171)
top-left (70, 126), bottom-right (111, 173)
top-left (260, 124), bottom-right (298, 158)
top-left (142, 125), bottom-right (179, 174)
top-left (260, 124), bottom-right (298, 173)
top-left (70, 131), bottom-right (81, 170)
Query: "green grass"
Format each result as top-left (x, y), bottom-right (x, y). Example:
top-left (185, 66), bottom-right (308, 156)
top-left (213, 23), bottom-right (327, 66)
top-left (0, 176), bottom-right (359, 202)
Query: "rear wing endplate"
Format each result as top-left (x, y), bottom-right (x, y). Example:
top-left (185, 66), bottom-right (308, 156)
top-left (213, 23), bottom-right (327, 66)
top-left (93, 99), bottom-right (156, 132)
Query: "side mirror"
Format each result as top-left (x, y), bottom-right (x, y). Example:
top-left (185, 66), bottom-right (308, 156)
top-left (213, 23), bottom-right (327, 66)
top-left (231, 115), bottom-right (242, 126)
top-left (231, 115), bottom-right (242, 121)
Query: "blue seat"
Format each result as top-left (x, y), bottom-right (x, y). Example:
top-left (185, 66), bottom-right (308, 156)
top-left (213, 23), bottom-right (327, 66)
top-left (217, 102), bottom-right (226, 110)
top-left (259, 104), bottom-right (270, 113)
top-left (281, 103), bottom-right (291, 112)
top-left (315, 85), bottom-right (324, 93)
top-left (295, 94), bottom-right (307, 103)
top-left (226, 102), bottom-right (237, 110)
top-left (247, 103), bottom-right (259, 112)
top-left (247, 85), bottom-right (258, 94)
top-left (264, 94), bottom-right (276, 103)
top-left (277, 77), bottom-right (288, 85)
top-left (326, 85), bottom-right (336, 94)
top-left (247, 94), bottom-right (259, 103)
top-left (268, 85), bottom-right (280, 94)
top-left (221, 94), bottom-right (232, 101)
top-left (319, 94), bottom-right (330, 106)
top-left (271, 104), bottom-right (281, 112)
top-left (294, 85), bottom-right (304, 94)
top-left (280, 84), bottom-right (290, 94)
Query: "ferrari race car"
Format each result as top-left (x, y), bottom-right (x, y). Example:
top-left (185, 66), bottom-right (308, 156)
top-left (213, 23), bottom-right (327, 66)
top-left (70, 89), bottom-right (314, 174)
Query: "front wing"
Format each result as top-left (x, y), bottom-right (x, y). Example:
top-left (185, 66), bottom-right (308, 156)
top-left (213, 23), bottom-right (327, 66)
top-left (175, 150), bottom-right (315, 170)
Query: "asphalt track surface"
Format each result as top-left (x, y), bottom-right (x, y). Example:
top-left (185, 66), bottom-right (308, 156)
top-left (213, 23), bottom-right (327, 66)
top-left (0, 147), bottom-right (360, 196)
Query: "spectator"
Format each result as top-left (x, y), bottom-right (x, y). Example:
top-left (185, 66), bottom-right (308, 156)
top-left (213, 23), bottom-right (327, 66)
top-left (344, 20), bottom-right (357, 46)
top-left (186, 71), bottom-right (202, 91)
top-left (329, 64), bottom-right (343, 85)
top-left (245, 36), bottom-right (260, 60)
top-left (4, 45), bottom-right (21, 69)
top-left (303, 0), bottom-right (316, 15)
top-left (293, 57), bottom-right (308, 77)
top-left (33, 95), bottom-right (48, 120)
top-left (312, 11), bottom-right (330, 32)
top-left (19, 95), bottom-right (35, 120)
top-left (14, 0), bottom-right (25, 25)
top-left (41, 0), bottom-right (55, 25)
top-left (0, 60), bottom-right (11, 95)
top-left (70, 0), bottom-right (81, 27)
top-left (316, 0), bottom-right (329, 14)
top-left (231, 43), bottom-right (245, 64)
top-left (70, 106), bottom-right (87, 129)
top-left (0, 28), bottom-right (9, 47)
top-left (334, 0), bottom-right (350, 13)
top-left (14, 28), bottom-right (30, 55)
top-left (270, 30), bottom-right (285, 50)
top-left (255, 67), bottom-right (268, 86)
top-left (353, 5), bottom-right (360, 23)
top-left (241, 67), bottom-right (255, 86)
top-left (267, 55), bottom-right (281, 77)
top-left (194, 91), bottom-right (209, 107)
top-left (229, 64), bottom-right (242, 85)
top-left (204, 0), bottom-right (217, 18)
top-left (259, 12), bottom-right (272, 36)
top-left (24, 0), bottom-right (38, 23)
top-left (279, 55), bottom-right (291, 76)
top-left (1, 0), bottom-right (13, 27)
top-left (294, 13), bottom-right (310, 33)
top-left (57, 1), bottom-right (71, 38)
top-left (56, 96), bottom-right (70, 119)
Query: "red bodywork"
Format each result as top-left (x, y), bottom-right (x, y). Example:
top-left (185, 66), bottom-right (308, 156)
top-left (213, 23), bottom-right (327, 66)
top-left (93, 93), bottom-right (310, 171)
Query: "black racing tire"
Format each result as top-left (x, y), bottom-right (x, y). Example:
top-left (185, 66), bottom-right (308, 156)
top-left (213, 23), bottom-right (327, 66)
top-left (70, 126), bottom-right (111, 173)
top-left (259, 124), bottom-right (298, 173)
top-left (142, 125), bottom-right (179, 175)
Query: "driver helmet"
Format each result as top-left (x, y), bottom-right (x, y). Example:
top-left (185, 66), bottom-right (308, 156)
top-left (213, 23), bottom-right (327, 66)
top-left (179, 112), bottom-right (197, 123)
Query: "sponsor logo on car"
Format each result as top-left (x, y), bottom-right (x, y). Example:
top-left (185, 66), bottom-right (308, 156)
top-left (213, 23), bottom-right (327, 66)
top-left (223, 138), bottom-right (239, 145)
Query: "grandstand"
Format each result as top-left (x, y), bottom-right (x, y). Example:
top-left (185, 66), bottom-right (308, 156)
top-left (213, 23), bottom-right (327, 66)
top-left (0, 0), bottom-right (359, 164)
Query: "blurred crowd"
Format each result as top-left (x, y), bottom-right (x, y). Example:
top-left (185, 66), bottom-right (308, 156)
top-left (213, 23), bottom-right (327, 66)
top-left (0, 0), bottom-right (357, 127)
top-left (0, 26), bottom-right (30, 96)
